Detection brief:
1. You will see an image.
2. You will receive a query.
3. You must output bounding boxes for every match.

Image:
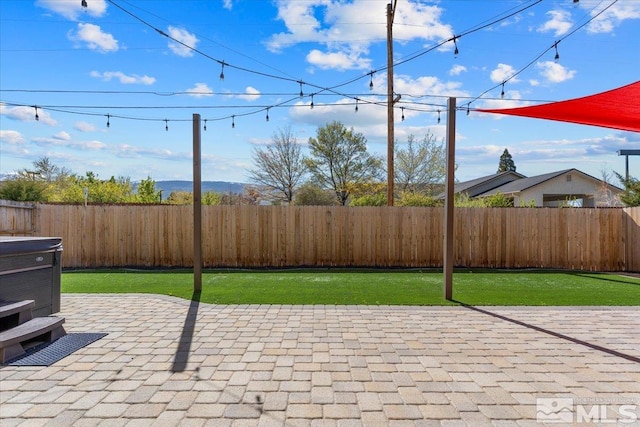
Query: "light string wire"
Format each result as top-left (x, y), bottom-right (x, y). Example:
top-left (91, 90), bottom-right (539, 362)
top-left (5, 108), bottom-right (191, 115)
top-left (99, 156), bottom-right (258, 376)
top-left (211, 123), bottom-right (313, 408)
top-left (465, 0), bottom-right (620, 112)
top-left (2, 1), bottom-right (612, 126)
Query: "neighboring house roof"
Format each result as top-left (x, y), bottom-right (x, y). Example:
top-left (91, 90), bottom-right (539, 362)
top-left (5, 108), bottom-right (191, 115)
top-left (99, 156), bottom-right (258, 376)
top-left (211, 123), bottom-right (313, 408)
top-left (478, 168), bottom-right (623, 197)
top-left (437, 171), bottom-right (525, 199)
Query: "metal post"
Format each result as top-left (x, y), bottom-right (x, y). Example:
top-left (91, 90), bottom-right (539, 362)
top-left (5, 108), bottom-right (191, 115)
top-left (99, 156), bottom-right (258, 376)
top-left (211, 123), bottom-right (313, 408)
top-left (193, 114), bottom-right (202, 292)
top-left (443, 98), bottom-right (456, 300)
top-left (386, 1), bottom-right (396, 206)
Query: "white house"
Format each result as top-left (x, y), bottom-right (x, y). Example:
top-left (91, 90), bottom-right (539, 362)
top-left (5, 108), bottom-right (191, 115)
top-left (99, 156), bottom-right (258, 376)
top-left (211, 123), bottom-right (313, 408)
top-left (454, 169), bottom-right (623, 207)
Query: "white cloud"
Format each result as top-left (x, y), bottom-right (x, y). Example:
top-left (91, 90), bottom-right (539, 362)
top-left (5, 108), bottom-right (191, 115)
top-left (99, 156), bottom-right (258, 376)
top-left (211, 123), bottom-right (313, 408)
top-left (449, 65), bottom-right (467, 76)
top-left (36, 0), bottom-right (107, 20)
top-left (237, 86), bottom-right (261, 101)
top-left (307, 48), bottom-right (372, 71)
top-left (69, 23), bottom-right (118, 52)
top-left (90, 71), bottom-right (155, 85)
top-left (32, 135), bottom-right (106, 150)
top-left (586, 2), bottom-right (640, 34)
top-left (538, 10), bottom-right (573, 36)
top-left (74, 121), bottom-right (97, 132)
top-left (266, 0), bottom-right (452, 71)
top-left (489, 63), bottom-right (519, 84)
top-left (0, 104), bottom-right (57, 126)
top-left (536, 61), bottom-right (576, 83)
top-left (185, 83), bottom-right (213, 97)
top-left (222, 0), bottom-right (233, 10)
top-left (53, 131), bottom-right (71, 141)
top-left (0, 130), bottom-right (25, 145)
top-left (167, 26), bottom-right (198, 57)
top-left (392, 74), bottom-right (469, 99)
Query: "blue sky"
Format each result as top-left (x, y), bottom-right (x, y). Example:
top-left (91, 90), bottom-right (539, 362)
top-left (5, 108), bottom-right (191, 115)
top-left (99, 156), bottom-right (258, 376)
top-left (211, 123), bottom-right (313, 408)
top-left (1, 0), bottom-right (639, 184)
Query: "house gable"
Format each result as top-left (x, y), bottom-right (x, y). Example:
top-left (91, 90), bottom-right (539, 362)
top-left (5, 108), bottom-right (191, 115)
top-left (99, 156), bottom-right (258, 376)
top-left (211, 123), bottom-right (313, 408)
top-left (478, 169), bottom-right (622, 207)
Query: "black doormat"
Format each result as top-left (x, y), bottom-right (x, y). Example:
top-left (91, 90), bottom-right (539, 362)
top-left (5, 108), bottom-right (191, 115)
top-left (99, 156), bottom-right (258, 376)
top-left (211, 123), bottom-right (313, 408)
top-left (3, 333), bottom-right (108, 366)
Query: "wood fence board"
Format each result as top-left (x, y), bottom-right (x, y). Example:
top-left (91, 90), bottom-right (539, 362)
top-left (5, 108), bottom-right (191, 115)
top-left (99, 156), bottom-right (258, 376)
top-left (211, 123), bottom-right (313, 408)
top-left (2, 202), bottom-right (637, 272)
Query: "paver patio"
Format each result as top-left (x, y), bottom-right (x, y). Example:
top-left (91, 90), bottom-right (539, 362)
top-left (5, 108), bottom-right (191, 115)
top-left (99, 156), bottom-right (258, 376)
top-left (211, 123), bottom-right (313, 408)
top-left (1, 294), bottom-right (639, 426)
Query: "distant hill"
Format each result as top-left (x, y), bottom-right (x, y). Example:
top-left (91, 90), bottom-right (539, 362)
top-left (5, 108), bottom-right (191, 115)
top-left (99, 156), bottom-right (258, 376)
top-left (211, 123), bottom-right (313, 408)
top-left (152, 180), bottom-right (246, 195)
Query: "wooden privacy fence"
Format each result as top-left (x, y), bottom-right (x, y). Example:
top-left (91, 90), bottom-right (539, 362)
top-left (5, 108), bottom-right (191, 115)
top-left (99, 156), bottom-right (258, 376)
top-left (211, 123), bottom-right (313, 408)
top-left (2, 203), bottom-right (639, 271)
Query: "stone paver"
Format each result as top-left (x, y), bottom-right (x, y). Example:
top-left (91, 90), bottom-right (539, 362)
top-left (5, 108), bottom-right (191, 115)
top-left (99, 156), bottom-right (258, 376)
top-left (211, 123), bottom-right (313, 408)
top-left (1, 295), bottom-right (639, 426)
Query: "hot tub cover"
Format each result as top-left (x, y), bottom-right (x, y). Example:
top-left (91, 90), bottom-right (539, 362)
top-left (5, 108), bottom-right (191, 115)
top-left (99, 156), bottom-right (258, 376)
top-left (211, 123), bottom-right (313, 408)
top-left (0, 237), bottom-right (63, 256)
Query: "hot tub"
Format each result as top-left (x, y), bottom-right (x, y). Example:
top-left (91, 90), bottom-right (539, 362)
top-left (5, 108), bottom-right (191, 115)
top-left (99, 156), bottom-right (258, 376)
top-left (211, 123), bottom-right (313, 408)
top-left (0, 237), bottom-right (63, 317)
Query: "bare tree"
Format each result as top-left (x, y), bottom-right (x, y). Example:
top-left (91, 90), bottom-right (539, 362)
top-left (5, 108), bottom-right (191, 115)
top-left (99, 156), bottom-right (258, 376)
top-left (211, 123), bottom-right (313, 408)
top-left (395, 132), bottom-right (446, 194)
top-left (247, 126), bottom-right (307, 204)
top-left (305, 121), bottom-right (383, 206)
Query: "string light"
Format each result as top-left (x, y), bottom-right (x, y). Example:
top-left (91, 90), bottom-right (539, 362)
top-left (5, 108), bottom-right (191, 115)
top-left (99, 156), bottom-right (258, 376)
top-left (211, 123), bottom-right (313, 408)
top-left (355, 98), bottom-right (359, 112)
top-left (401, 107), bottom-right (405, 121)
top-left (369, 72), bottom-right (374, 91)
top-left (106, 114), bottom-right (110, 128)
top-left (554, 41), bottom-right (560, 61)
top-left (219, 61), bottom-right (225, 81)
top-left (34, 106), bottom-right (39, 121)
top-left (265, 108), bottom-right (270, 122)
top-left (437, 110), bottom-right (441, 124)
top-left (466, 105), bottom-right (470, 116)
top-left (501, 82), bottom-right (505, 99)
top-left (81, 0), bottom-right (87, 8)
top-left (203, 119), bottom-right (207, 131)
top-left (231, 115), bottom-right (235, 128)
top-left (298, 81), bottom-right (303, 98)
top-left (164, 119), bottom-right (168, 131)
top-left (310, 94), bottom-right (314, 109)
top-left (453, 37), bottom-right (459, 57)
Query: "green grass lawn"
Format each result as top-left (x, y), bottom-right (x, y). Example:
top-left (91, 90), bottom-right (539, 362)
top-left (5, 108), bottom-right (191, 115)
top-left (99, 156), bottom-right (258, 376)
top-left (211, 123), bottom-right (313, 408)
top-left (61, 269), bottom-right (640, 306)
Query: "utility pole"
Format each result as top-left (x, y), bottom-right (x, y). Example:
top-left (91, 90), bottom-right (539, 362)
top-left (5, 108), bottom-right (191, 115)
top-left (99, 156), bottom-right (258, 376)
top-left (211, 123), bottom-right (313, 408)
top-left (386, 1), bottom-right (397, 206)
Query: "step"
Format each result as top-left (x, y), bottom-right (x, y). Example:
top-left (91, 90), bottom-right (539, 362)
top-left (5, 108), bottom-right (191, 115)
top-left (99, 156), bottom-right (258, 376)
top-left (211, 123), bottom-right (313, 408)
top-left (0, 300), bottom-right (34, 331)
top-left (0, 316), bottom-right (66, 363)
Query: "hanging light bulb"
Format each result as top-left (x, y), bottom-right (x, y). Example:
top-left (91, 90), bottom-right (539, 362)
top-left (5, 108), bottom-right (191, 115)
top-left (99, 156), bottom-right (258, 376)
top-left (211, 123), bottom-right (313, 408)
top-left (554, 42), bottom-right (560, 61)
top-left (81, 0), bottom-right (87, 8)
top-left (466, 105), bottom-right (470, 116)
top-left (437, 110), bottom-right (441, 124)
top-left (219, 62), bottom-right (225, 81)
top-left (355, 98), bottom-right (359, 113)
top-left (401, 107), bottom-right (405, 121)
top-left (369, 72), bottom-right (374, 91)
top-left (501, 82), bottom-right (505, 99)
top-left (231, 115), bottom-right (235, 128)
top-left (310, 94), bottom-right (314, 109)
top-left (453, 37), bottom-right (459, 57)
top-left (266, 108), bottom-right (270, 122)
top-left (299, 81), bottom-right (304, 98)
top-left (203, 119), bottom-right (207, 131)
top-left (165, 119), bottom-right (168, 131)
top-left (106, 114), bottom-right (110, 128)
top-left (34, 106), bottom-right (39, 121)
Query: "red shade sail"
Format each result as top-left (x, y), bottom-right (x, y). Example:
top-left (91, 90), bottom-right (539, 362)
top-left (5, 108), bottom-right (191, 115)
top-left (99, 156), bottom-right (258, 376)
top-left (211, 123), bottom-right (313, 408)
top-left (475, 81), bottom-right (640, 132)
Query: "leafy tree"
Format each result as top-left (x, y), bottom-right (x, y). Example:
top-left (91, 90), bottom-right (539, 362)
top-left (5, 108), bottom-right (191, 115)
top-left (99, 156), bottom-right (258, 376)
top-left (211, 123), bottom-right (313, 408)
top-left (136, 176), bottom-right (162, 203)
top-left (0, 178), bottom-right (47, 201)
top-left (497, 149), bottom-right (516, 173)
top-left (293, 182), bottom-right (336, 206)
top-left (202, 191), bottom-right (221, 205)
top-left (397, 192), bottom-right (440, 207)
top-left (20, 156), bottom-right (71, 182)
top-left (395, 133), bottom-right (446, 194)
top-left (305, 121), bottom-right (383, 206)
top-left (349, 182), bottom-right (387, 206)
top-left (57, 172), bottom-right (134, 203)
top-left (247, 126), bottom-right (307, 204)
top-left (166, 191), bottom-right (193, 205)
top-left (615, 172), bottom-right (640, 207)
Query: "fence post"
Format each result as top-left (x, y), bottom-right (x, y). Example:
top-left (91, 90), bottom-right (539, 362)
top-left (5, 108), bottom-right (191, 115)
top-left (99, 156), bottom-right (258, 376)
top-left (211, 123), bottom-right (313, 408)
top-left (193, 114), bottom-right (202, 292)
top-left (443, 97), bottom-right (456, 300)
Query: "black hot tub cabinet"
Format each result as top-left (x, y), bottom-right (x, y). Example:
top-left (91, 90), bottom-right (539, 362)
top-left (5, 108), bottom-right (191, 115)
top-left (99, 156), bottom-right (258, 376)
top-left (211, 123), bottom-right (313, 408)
top-left (0, 237), bottom-right (63, 317)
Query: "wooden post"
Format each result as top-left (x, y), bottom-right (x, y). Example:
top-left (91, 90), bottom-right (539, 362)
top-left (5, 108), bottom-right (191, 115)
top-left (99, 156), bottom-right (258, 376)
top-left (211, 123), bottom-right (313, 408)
top-left (386, 1), bottom-right (396, 206)
top-left (443, 98), bottom-right (456, 300)
top-left (193, 114), bottom-right (202, 292)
